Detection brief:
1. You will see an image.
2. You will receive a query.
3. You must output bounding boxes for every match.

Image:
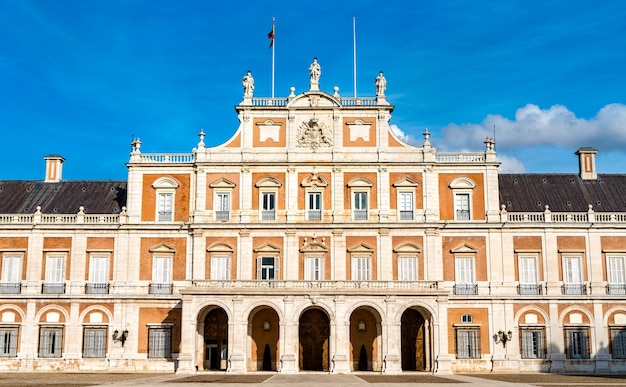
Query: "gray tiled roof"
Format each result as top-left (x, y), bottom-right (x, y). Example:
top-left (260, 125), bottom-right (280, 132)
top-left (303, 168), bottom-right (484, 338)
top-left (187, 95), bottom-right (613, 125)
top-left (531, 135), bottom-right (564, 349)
top-left (499, 174), bottom-right (626, 212)
top-left (0, 181), bottom-right (127, 214)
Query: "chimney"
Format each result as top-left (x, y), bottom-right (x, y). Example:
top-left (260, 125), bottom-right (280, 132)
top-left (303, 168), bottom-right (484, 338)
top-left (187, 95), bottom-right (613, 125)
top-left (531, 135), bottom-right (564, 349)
top-left (575, 147), bottom-right (598, 180)
top-left (44, 155), bottom-right (65, 183)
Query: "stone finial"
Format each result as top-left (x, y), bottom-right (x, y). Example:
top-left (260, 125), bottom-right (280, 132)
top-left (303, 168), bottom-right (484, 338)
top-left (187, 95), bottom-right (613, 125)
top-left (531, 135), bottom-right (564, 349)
top-left (131, 138), bottom-right (142, 154)
top-left (198, 129), bottom-right (206, 149)
top-left (333, 86), bottom-right (340, 97)
top-left (484, 137), bottom-right (495, 151)
top-left (423, 129), bottom-right (431, 149)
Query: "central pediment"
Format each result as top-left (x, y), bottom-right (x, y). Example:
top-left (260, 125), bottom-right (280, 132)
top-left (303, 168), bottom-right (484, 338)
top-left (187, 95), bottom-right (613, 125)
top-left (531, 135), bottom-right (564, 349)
top-left (288, 91), bottom-right (341, 108)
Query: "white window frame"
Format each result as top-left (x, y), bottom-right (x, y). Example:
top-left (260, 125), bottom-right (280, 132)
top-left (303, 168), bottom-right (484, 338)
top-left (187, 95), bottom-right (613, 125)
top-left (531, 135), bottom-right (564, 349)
top-left (88, 253), bottom-right (109, 285)
top-left (351, 255), bottom-right (371, 281)
top-left (45, 254), bottom-right (65, 285)
top-left (398, 191), bottom-right (414, 221)
top-left (256, 177), bottom-right (282, 222)
top-left (148, 326), bottom-right (172, 358)
top-left (519, 255), bottom-right (538, 285)
top-left (39, 326), bottom-right (63, 358)
top-left (2, 254), bottom-right (21, 284)
top-left (214, 191), bottom-right (231, 222)
top-left (152, 177), bottom-right (180, 222)
top-left (152, 255), bottom-right (172, 285)
top-left (563, 255), bottom-right (584, 295)
top-left (0, 326), bottom-right (18, 357)
top-left (455, 326), bottom-right (480, 359)
top-left (258, 256), bottom-right (278, 280)
top-left (211, 256), bottom-right (230, 280)
top-left (455, 255), bottom-right (475, 285)
top-left (565, 327), bottom-right (590, 359)
top-left (398, 256), bottom-right (417, 281)
top-left (449, 177), bottom-right (476, 221)
top-left (348, 177), bottom-right (374, 221)
top-left (520, 326), bottom-right (546, 359)
top-left (304, 256), bottom-right (324, 281)
top-left (83, 326), bottom-right (107, 358)
top-left (607, 255), bottom-right (626, 294)
top-left (454, 192), bottom-right (472, 221)
top-left (306, 191), bottom-right (323, 221)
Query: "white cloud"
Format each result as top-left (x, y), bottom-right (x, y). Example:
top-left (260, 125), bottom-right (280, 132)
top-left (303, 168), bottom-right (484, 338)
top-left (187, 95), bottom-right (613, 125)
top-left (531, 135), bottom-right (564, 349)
top-left (390, 124), bottom-right (420, 146)
top-left (440, 103), bottom-right (626, 152)
top-left (497, 155), bottom-right (526, 173)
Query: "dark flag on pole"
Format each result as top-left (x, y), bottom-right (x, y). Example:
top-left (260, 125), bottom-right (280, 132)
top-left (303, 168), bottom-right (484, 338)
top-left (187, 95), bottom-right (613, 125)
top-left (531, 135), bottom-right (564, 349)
top-left (267, 20), bottom-right (275, 48)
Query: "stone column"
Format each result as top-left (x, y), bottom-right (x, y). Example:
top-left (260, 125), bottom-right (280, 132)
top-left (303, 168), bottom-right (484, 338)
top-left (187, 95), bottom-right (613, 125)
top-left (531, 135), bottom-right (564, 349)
top-left (279, 296), bottom-right (298, 373)
top-left (593, 302), bottom-right (611, 372)
top-left (434, 298), bottom-right (452, 374)
top-left (228, 296), bottom-right (246, 372)
top-left (175, 294), bottom-right (196, 373)
top-left (332, 168), bottom-right (344, 223)
top-left (331, 296), bottom-right (350, 373)
top-left (548, 302), bottom-right (565, 372)
top-left (382, 296), bottom-right (401, 374)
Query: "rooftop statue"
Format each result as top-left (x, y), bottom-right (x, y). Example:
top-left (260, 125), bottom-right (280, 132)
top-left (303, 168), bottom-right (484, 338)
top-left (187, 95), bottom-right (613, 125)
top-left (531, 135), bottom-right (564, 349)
top-left (309, 58), bottom-right (321, 90)
top-left (375, 71), bottom-right (386, 96)
top-left (242, 70), bottom-right (254, 97)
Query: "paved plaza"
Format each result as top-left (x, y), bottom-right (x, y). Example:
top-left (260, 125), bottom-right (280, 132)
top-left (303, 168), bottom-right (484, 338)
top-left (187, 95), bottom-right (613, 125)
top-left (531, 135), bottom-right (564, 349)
top-left (2, 372), bottom-right (626, 387)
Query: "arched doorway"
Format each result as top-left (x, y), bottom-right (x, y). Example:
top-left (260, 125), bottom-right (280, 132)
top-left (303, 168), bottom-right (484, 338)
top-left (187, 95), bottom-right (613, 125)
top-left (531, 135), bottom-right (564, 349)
top-left (203, 307), bottom-right (229, 370)
top-left (400, 307), bottom-right (432, 371)
top-left (299, 308), bottom-right (330, 371)
top-left (349, 307), bottom-right (382, 371)
top-left (248, 306), bottom-right (279, 371)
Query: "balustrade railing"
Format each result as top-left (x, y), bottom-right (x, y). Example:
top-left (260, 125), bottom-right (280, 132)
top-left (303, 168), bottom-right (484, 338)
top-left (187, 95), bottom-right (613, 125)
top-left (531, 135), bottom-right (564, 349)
top-left (192, 280), bottom-right (439, 291)
top-left (436, 153), bottom-right (485, 163)
top-left (139, 154), bottom-right (194, 163)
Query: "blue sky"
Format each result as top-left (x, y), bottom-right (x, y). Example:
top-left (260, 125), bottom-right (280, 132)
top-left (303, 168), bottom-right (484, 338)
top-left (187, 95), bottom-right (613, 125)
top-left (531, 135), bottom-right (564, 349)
top-left (1, 0), bottom-right (625, 180)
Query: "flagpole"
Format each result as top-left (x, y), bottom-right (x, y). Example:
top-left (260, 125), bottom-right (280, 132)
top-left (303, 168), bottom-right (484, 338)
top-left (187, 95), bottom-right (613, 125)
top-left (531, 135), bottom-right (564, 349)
top-left (271, 17), bottom-right (275, 99)
top-left (353, 17), bottom-right (357, 98)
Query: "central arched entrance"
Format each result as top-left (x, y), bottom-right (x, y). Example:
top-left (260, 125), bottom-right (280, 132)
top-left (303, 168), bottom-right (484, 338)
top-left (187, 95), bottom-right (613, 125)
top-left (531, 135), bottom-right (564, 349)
top-left (299, 308), bottom-right (330, 371)
top-left (349, 306), bottom-right (382, 371)
top-left (400, 307), bottom-right (432, 371)
top-left (203, 307), bottom-right (229, 370)
top-left (248, 306), bottom-right (279, 371)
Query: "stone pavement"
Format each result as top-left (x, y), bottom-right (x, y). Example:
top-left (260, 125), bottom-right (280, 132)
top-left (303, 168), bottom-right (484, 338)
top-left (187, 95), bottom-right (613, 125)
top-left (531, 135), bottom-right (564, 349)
top-left (2, 372), bottom-right (626, 387)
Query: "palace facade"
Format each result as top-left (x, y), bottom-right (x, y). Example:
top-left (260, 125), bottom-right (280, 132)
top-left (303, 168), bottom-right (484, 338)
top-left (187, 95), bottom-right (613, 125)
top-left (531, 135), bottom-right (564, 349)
top-left (1, 65), bottom-right (626, 374)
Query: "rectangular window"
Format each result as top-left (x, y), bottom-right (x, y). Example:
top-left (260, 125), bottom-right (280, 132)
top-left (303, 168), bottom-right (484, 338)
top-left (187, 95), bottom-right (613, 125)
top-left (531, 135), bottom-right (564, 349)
top-left (87, 254), bottom-right (109, 294)
top-left (259, 257), bottom-right (276, 280)
top-left (565, 328), bottom-right (590, 359)
top-left (261, 192), bottom-right (276, 221)
top-left (455, 257), bottom-right (476, 295)
top-left (399, 192), bottom-right (414, 220)
top-left (518, 255), bottom-right (542, 295)
top-left (83, 327), bottom-right (106, 358)
top-left (0, 327), bottom-right (18, 357)
top-left (520, 328), bottom-right (545, 359)
top-left (456, 328), bottom-right (480, 359)
top-left (353, 192), bottom-right (368, 220)
top-left (150, 256), bottom-right (172, 294)
top-left (307, 192), bottom-right (322, 221)
top-left (148, 328), bottom-right (172, 358)
top-left (398, 257), bottom-right (417, 281)
top-left (607, 256), bottom-right (626, 295)
top-left (454, 193), bottom-right (471, 220)
top-left (39, 327), bottom-right (63, 358)
top-left (1, 255), bottom-right (21, 294)
top-left (44, 255), bottom-right (65, 294)
top-left (157, 193), bottom-right (173, 221)
top-left (610, 328), bottom-right (626, 359)
top-left (563, 256), bottom-right (584, 295)
top-left (215, 192), bottom-right (230, 221)
top-left (352, 256), bottom-right (371, 281)
top-left (305, 257), bottom-right (323, 280)
top-left (211, 256), bottom-right (229, 280)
